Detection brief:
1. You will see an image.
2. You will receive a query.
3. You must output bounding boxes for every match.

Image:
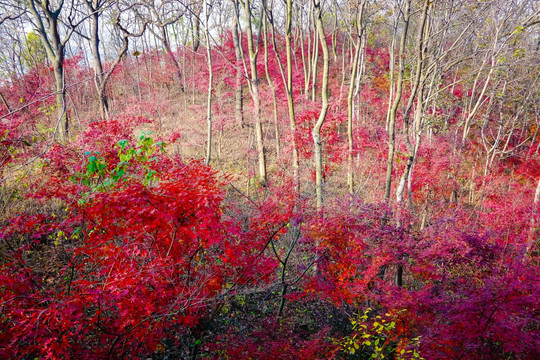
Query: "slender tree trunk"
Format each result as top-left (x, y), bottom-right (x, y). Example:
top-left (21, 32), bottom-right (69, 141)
top-left (232, 0), bottom-right (244, 128)
top-left (286, 0), bottom-right (299, 190)
top-left (53, 58), bottom-right (68, 141)
top-left (347, 0), bottom-right (367, 195)
top-left (204, 0), bottom-right (213, 166)
top-left (192, 9), bottom-right (201, 52)
top-left (394, 0), bottom-right (431, 288)
top-left (266, 0), bottom-right (299, 190)
top-left (160, 26), bottom-right (185, 92)
top-left (312, 0), bottom-right (329, 210)
top-left (386, 7), bottom-right (400, 131)
top-left (0, 89), bottom-right (11, 113)
top-left (310, 15), bottom-right (319, 102)
top-left (527, 178), bottom-right (540, 256)
top-left (263, 16), bottom-right (280, 158)
top-left (299, 8), bottom-right (308, 97)
top-left (385, 0), bottom-right (411, 201)
top-left (242, 0), bottom-right (267, 184)
top-left (87, 4), bottom-right (110, 120)
top-left (347, 43), bottom-right (361, 194)
top-left (331, 14), bottom-right (339, 62)
top-left (29, 0), bottom-right (70, 142)
top-left (396, 0), bottom-right (430, 206)
top-left (304, 2), bottom-right (312, 96)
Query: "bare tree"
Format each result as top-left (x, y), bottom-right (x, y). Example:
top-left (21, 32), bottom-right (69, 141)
top-left (312, 0), bottom-right (329, 209)
top-left (344, 0), bottom-right (367, 194)
top-left (384, 0), bottom-right (411, 201)
top-left (189, 0), bottom-right (201, 51)
top-left (231, 0), bottom-right (244, 128)
top-left (26, 0), bottom-right (81, 141)
top-left (241, 0), bottom-right (267, 184)
top-left (395, 0), bottom-right (430, 208)
top-left (203, 0), bottom-right (213, 165)
top-left (264, 0), bottom-right (300, 190)
top-left (83, 0), bottom-right (140, 119)
top-left (137, 0), bottom-right (185, 91)
top-left (262, 0), bottom-right (280, 158)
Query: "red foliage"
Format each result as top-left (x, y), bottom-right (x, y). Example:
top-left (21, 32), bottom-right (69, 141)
top-left (0, 117), bottom-right (281, 358)
top-left (2, 29), bottom-right (540, 360)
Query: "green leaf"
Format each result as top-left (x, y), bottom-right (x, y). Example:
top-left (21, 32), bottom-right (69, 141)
top-left (118, 139), bottom-right (129, 150)
top-left (87, 162), bottom-right (97, 174)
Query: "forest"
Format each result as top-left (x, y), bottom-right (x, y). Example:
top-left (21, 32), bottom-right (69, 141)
top-left (0, 0), bottom-right (539, 359)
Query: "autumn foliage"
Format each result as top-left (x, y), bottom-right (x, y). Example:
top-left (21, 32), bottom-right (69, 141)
top-left (1, 4), bottom-right (540, 359)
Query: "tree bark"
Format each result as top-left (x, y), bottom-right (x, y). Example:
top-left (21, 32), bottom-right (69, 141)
top-left (232, 0), bottom-right (244, 128)
top-left (242, 0), bottom-right (267, 184)
top-left (86, 0), bottom-right (110, 120)
top-left (262, 14), bottom-right (280, 158)
top-left (159, 26), bottom-right (184, 92)
top-left (347, 0), bottom-right (367, 195)
top-left (28, 0), bottom-right (69, 141)
top-left (192, 7), bottom-right (201, 52)
top-left (527, 178), bottom-right (540, 256)
top-left (265, 0), bottom-right (299, 191)
top-left (204, 0), bottom-right (213, 166)
top-left (312, 0), bottom-right (329, 210)
top-left (396, 0), bottom-right (430, 207)
top-left (385, 0), bottom-right (411, 201)
top-left (285, 0), bottom-right (299, 190)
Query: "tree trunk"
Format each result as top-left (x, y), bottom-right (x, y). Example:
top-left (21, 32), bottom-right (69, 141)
top-left (192, 10), bottom-right (201, 52)
top-left (0, 89), bottom-right (11, 113)
top-left (396, 0), bottom-right (430, 206)
top-left (285, 0), bottom-right (299, 190)
top-left (385, 0), bottom-right (411, 201)
top-left (232, 0), bottom-right (244, 128)
top-left (347, 0), bottom-right (367, 195)
top-left (88, 5), bottom-right (110, 120)
top-left (310, 15), bottom-right (319, 102)
top-left (204, 0), bottom-right (213, 166)
top-left (242, 0), bottom-right (267, 184)
top-left (527, 178), bottom-right (540, 256)
top-left (312, 0), bottom-right (329, 210)
top-left (385, 6), bottom-right (400, 132)
top-left (266, 0), bottom-right (299, 190)
top-left (27, 0), bottom-right (69, 141)
top-left (395, 0), bottom-right (431, 288)
top-left (263, 16), bottom-right (280, 158)
top-left (160, 26), bottom-right (184, 92)
top-left (53, 58), bottom-right (68, 141)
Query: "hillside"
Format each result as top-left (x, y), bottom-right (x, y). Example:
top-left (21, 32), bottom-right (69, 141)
top-left (0, 0), bottom-right (539, 359)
